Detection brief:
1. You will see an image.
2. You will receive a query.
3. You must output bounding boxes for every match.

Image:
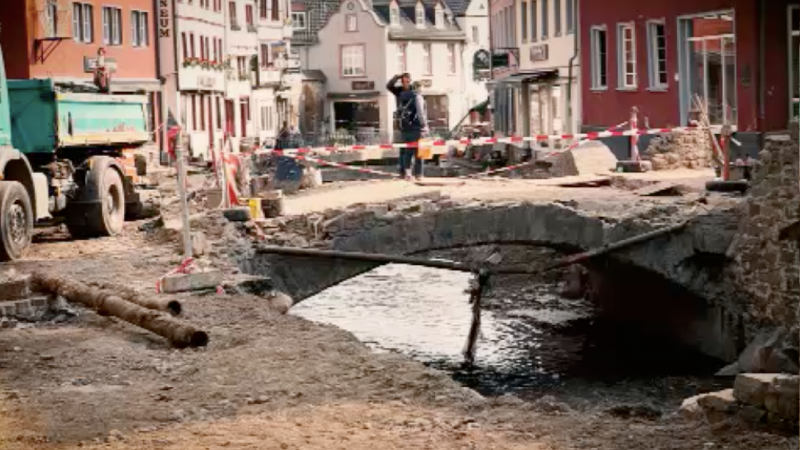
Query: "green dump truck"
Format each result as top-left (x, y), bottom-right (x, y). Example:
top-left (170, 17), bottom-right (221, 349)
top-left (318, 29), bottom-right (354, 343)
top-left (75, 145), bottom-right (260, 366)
top-left (0, 48), bottom-right (152, 261)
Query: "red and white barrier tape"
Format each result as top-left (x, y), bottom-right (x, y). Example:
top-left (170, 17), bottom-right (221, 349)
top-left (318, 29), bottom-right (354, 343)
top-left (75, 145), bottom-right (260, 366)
top-left (295, 154), bottom-right (400, 178)
top-left (155, 257), bottom-right (196, 293)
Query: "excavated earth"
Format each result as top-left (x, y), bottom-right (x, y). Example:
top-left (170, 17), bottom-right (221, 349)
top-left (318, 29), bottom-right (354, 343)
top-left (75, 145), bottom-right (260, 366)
top-left (0, 173), bottom-right (796, 450)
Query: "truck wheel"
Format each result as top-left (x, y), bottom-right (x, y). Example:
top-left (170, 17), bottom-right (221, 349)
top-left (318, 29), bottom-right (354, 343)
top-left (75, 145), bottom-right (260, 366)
top-left (0, 181), bottom-right (33, 261)
top-left (89, 166), bottom-right (126, 236)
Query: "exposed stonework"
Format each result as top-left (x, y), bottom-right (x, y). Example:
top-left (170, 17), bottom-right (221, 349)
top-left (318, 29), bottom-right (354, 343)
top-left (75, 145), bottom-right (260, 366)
top-left (729, 134), bottom-right (799, 341)
top-left (680, 373), bottom-right (799, 433)
top-left (643, 129), bottom-right (713, 171)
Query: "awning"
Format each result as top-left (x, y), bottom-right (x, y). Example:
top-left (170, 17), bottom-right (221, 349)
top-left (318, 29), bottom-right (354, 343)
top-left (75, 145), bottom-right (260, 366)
top-left (469, 98), bottom-right (491, 114)
top-left (327, 91), bottom-right (380, 100)
top-left (488, 69), bottom-right (559, 86)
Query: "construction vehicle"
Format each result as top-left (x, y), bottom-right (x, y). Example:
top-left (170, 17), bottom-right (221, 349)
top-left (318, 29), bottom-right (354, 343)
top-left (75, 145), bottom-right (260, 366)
top-left (0, 47), bottom-right (154, 261)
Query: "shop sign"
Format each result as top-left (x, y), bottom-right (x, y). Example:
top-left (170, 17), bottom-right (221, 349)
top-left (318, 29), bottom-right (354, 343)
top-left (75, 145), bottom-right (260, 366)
top-left (83, 56), bottom-right (117, 73)
top-left (198, 76), bottom-right (216, 89)
top-left (530, 44), bottom-right (548, 62)
top-left (351, 81), bottom-right (375, 90)
top-left (158, 0), bottom-right (171, 37)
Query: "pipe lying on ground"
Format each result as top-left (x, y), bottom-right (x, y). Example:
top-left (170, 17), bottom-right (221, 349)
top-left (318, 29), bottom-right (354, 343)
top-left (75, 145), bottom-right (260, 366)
top-left (257, 221), bottom-right (690, 275)
top-left (86, 280), bottom-right (182, 315)
top-left (31, 273), bottom-right (208, 348)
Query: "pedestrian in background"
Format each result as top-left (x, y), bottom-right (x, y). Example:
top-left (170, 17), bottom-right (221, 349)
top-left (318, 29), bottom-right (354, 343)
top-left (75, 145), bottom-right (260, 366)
top-left (387, 74), bottom-right (429, 180)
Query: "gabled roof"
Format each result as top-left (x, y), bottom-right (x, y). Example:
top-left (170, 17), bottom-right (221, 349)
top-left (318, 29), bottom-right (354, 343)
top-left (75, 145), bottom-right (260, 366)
top-left (372, 0), bottom-right (466, 41)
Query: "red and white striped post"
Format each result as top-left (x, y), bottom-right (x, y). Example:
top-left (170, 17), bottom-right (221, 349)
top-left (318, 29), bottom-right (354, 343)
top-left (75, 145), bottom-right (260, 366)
top-left (630, 106), bottom-right (640, 162)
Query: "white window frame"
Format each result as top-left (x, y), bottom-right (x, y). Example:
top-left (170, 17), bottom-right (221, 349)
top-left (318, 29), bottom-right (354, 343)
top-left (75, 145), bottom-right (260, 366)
top-left (435, 7), bottom-right (444, 29)
top-left (540, 0), bottom-right (548, 40)
top-left (566, 0), bottom-right (574, 34)
top-left (131, 10), bottom-right (148, 47)
top-left (389, 4), bottom-right (400, 27)
top-left (617, 22), bottom-right (637, 89)
top-left (102, 6), bottom-right (122, 45)
top-left (397, 42), bottom-right (407, 73)
top-left (341, 44), bottom-right (365, 77)
top-left (46, 0), bottom-right (59, 38)
top-left (590, 25), bottom-right (608, 90)
top-left (423, 43), bottom-right (432, 75)
top-left (646, 19), bottom-right (667, 90)
top-left (554, 0), bottom-right (561, 37)
top-left (447, 43), bottom-right (456, 74)
top-left (72, 3), bottom-right (93, 43)
top-left (291, 12), bottom-right (306, 30)
top-left (471, 25), bottom-right (478, 43)
top-left (346, 14), bottom-right (357, 32)
top-left (415, 4), bottom-right (425, 27)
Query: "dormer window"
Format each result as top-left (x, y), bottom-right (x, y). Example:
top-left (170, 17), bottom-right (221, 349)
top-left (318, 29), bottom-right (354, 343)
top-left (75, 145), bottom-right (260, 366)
top-left (389, 1), bottom-right (400, 26)
top-left (434, 4), bottom-right (444, 28)
top-left (415, 2), bottom-right (425, 27)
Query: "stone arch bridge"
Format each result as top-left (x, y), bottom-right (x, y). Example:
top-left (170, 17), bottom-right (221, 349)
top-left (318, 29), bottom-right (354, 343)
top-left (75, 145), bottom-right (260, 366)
top-left (241, 200), bottom-right (743, 360)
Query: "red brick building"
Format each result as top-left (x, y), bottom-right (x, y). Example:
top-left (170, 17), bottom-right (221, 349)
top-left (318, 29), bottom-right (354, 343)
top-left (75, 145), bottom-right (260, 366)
top-left (579, 0), bottom-right (798, 157)
top-left (0, 0), bottom-right (161, 147)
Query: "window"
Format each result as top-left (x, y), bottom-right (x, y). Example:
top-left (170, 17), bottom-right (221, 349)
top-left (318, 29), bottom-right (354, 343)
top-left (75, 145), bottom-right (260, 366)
top-left (647, 21), bottom-right (667, 89)
top-left (521, 1), bottom-right (528, 41)
top-left (131, 11), bottom-right (148, 47)
top-left (237, 56), bottom-right (247, 77)
top-left (471, 25), bottom-right (478, 43)
top-left (341, 44), bottom-right (365, 77)
top-left (216, 96), bottom-right (222, 129)
top-left (261, 43), bottom-right (270, 67)
top-left (190, 33), bottom-right (196, 57)
top-left (435, 7), bottom-right (444, 28)
top-left (447, 43), bottom-right (456, 73)
top-left (200, 95), bottom-right (206, 131)
top-left (397, 43), bottom-right (407, 72)
top-left (271, 0), bottom-right (279, 21)
top-left (260, 0), bottom-right (267, 19)
top-left (246, 5), bottom-right (254, 26)
top-left (618, 23), bottom-right (637, 88)
top-left (415, 4), bottom-right (425, 26)
top-left (390, 4), bottom-right (400, 26)
top-left (102, 6), bottom-right (122, 45)
top-left (540, 0), bottom-right (548, 39)
top-left (46, 0), bottom-right (59, 38)
top-left (200, 36), bottom-right (205, 60)
top-left (530, 0), bottom-right (537, 41)
top-left (292, 12), bottom-right (306, 29)
top-left (181, 32), bottom-right (187, 58)
top-left (554, 0), bottom-right (561, 36)
top-left (346, 14), bottom-right (357, 32)
top-left (423, 43), bottom-right (432, 74)
top-left (229, 1), bottom-right (238, 28)
top-left (566, 0), bottom-right (574, 33)
top-left (590, 26), bottom-right (608, 88)
top-left (72, 3), bottom-right (93, 43)
top-left (191, 95), bottom-right (197, 131)
top-left (242, 97), bottom-right (251, 121)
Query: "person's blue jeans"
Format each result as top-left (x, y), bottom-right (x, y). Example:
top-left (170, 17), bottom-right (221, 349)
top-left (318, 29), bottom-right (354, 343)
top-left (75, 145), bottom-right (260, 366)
top-left (398, 130), bottom-right (424, 177)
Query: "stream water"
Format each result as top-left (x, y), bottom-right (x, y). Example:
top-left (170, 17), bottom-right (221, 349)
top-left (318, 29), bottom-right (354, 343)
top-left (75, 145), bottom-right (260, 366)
top-left (292, 263), bottom-right (726, 409)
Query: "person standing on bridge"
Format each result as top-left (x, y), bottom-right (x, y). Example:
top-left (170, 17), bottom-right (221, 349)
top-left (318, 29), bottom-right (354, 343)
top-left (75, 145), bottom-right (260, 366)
top-left (387, 74), bottom-right (429, 180)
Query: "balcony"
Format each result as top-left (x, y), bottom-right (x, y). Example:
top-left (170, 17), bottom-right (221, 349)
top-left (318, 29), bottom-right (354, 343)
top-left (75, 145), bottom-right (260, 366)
top-left (230, 21), bottom-right (242, 31)
top-left (247, 23), bottom-right (258, 33)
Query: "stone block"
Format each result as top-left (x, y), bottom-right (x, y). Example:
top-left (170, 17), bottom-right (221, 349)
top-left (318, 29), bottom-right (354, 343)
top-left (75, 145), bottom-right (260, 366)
top-left (739, 405), bottom-right (767, 424)
top-left (734, 373), bottom-right (778, 407)
top-left (541, 141), bottom-right (618, 177)
top-left (697, 389), bottom-right (737, 413)
top-left (0, 275), bottom-right (31, 300)
top-left (161, 270), bottom-right (223, 293)
top-left (679, 394), bottom-right (705, 420)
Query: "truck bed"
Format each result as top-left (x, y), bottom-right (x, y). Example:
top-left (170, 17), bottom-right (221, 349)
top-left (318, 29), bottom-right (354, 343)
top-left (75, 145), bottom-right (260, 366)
top-left (7, 79), bottom-right (150, 154)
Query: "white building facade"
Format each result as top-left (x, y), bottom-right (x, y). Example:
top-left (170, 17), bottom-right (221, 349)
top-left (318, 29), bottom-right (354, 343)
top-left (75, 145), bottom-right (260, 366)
top-left (490, 0), bottom-right (580, 138)
top-left (297, 0), bottom-right (487, 138)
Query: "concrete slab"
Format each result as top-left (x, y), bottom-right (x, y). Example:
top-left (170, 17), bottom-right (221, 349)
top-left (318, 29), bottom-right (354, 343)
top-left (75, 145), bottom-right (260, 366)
top-left (734, 373), bottom-right (777, 407)
top-left (161, 270), bottom-right (223, 294)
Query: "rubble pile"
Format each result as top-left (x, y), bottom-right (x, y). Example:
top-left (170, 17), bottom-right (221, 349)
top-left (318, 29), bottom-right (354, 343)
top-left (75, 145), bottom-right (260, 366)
top-left (681, 373), bottom-right (799, 433)
top-left (643, 129), bottom-right (712, 170)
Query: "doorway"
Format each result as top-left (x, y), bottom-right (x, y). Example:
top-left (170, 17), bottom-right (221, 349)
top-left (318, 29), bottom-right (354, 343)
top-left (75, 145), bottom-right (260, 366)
top-left (225, 100), bottom-right (235, 136)
top-left (790, 5), bottom-right (799, 120)
top-left (678, 12), bottom-right (737, 126)
top-left (332, 101), bottom-right (380, 131)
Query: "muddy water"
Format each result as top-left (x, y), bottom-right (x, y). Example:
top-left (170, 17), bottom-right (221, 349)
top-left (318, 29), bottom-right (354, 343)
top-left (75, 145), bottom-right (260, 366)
top-left (292, 263), bottom-right (725, 410)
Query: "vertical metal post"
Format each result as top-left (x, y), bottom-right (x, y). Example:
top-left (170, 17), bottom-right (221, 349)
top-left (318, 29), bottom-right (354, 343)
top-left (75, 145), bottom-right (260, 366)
top-left (175, 130), bottom-right (193, 259)
top-left (220, 134), bottom-right (231, 209)
top-left (630, 106), bottom-right (640, 162)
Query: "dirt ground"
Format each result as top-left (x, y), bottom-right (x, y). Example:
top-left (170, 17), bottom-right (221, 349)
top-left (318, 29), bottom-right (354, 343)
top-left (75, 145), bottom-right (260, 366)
top-left (0, 173), bottom-right (796, 450)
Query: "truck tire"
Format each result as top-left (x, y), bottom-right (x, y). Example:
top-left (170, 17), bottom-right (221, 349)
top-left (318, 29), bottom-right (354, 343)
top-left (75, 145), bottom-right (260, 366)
top-left (67, 159), bottom-right (126, 238)
top-left (0, 181), bottom-right (33, 261)
top-left (90, 165), bottom-right (126, 236)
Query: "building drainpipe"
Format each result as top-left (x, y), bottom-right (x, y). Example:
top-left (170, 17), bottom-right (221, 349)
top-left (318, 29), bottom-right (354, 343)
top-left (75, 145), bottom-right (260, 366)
top-left (565, 0), bottom-right (579, 135)
top-left (487, 1), bottom-right (495, 134)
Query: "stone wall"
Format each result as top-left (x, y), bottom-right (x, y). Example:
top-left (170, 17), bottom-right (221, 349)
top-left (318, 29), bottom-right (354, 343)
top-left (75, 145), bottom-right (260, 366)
top-left (730, 134), bottom-right (799, 341)
top-left (643, 129), bottom-right (713, 171)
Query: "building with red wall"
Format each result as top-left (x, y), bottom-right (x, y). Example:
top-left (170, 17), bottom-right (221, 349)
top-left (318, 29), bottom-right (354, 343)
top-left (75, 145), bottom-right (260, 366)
top-left (579, 0), bottom-right (798, 157)
top-left (0, 0), bottom-right (161, 152)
